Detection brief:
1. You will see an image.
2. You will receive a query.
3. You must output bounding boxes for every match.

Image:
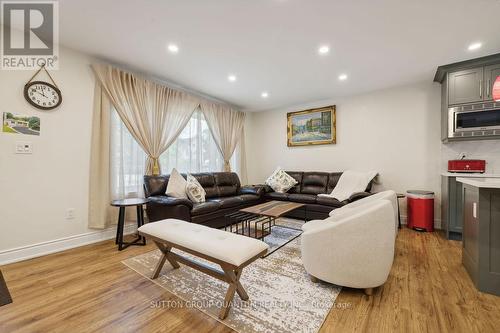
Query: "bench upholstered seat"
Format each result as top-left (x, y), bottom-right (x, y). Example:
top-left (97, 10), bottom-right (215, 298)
top-left (138, 219), bottom-right (269, 266)
top-left (138, 219), bottom-right (269, 319)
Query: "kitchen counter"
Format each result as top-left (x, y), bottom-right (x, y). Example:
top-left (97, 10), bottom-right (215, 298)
top-left (457, 177), bottom-right (500, 188)
top-left (441, 172), bottom-right (500, 178)
top-left (459, 180), bottom-right (500, 296)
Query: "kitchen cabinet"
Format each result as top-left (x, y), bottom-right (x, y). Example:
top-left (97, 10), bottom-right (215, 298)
top-left (448, 67), bottom-right (484, 105)
top-left (434, 53), bottom-right (500, 142)
top-left (484, 64), bottom-right (500, 101)
top-left (441, 175), bottom-right (464, 240)
top-left (459, 178), bottom-right (500, 296)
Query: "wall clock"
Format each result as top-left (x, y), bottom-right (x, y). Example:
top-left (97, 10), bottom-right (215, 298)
top-left (24, 64), bottom-right (62, 110)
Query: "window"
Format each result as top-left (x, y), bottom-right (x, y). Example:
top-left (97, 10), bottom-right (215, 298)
top-left (110, 109), bottom-right (237, 198)
top-left (159, 110), bottom-right (223, 173)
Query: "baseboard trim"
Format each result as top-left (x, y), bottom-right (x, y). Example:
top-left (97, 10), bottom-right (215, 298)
top-left (0, 224), bottom-right (137, 266)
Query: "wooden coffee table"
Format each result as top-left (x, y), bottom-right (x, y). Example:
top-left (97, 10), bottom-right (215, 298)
top-left (224, 201), bottom-right (305, 240)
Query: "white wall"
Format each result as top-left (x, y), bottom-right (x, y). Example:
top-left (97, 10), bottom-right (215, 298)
top-left (245, 81), bottom-right (443, 221)
top-left (0, 45), bottom-right (99, 256)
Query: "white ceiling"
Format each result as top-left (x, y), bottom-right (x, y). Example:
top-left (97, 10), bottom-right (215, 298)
top-left (50, 0), bottom-right (500, 110)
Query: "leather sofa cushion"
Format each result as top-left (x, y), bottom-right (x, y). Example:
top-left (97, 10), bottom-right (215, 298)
top-left (327, 172), bottom-right (343, 193)
top-left (305, 204), bottom-right (339, 213)
top-left (237, 194), bottom-right (261, 203)
top-left (284, 171), bottom-right (303, 194)
top-left (207, 196), bottom-right (243, 209)
top-left (316, 196), bottom-right (344, 208)
top-left (193, 173), bottom-right (218, 199)
top-left (300, 172), bottom-right (329, 195)
top-left (144, 175), bottom-right (169, 197)
top-left (264, 192), bottom-right (290, 201)
top-left (214, 172), bottom-right (240, 197)
top-left (288, 193), bottom-right (317, 204)
top-left (191, 201), bottom-right (221, 216)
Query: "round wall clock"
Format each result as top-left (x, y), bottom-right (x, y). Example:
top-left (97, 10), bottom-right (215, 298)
top-left (24, 81), bottom-right (62, 110)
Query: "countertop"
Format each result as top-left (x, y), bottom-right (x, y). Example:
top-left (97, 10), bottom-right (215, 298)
top-left (441, 172), bottom-right (500, 178)
top-left (456, 177), bottom-right (500, 189)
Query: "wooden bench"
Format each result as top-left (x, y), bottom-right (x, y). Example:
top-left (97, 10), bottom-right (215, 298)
top-left (138, 219), bottom-right (269, 319)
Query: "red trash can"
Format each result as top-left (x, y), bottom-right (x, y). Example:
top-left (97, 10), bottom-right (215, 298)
top-left (406, 190), bottom-right (434, 232)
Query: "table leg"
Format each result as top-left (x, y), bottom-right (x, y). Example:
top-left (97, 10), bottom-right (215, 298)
top-left (137, 205), bottom-right (146, 245)
top-left (117, 206), bottom-right (126, 250)
top-left (397, 200), bottom-right (402, 229)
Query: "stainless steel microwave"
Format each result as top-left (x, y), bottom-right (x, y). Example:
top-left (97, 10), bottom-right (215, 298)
top-left (449, 101), bottom-right (500, 138)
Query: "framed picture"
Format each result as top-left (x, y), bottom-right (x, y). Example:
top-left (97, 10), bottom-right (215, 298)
top-left (287, 105), bottom-right (336, 146)
top-left (2, 112), bottom-right (40, 136)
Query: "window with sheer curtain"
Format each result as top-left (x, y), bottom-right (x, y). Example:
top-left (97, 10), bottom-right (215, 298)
top-left (110, 109), bottom-right (237, 199)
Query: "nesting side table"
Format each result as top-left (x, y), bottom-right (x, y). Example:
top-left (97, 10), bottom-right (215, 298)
top-left (111, 198), bottom-right (149, 251)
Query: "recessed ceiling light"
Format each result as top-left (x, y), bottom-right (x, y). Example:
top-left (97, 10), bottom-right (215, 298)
top-left (167, 43), bottom-right (179, 53)
top-left (261, 92), bottom-right (269, 98)
top-left (227, 74), bottom-right (237, 82)
top-left (468, 42), bottom-right (482, 51)
top-left (318, 45), bottom-right (330, 55)
top-left (338, 74), bottom-right (348, 81)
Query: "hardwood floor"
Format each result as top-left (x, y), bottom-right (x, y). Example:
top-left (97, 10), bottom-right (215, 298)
top-left (1, 229), bottom-right (499, 332)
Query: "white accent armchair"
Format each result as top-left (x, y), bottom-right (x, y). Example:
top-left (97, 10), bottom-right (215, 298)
top-left (328, 190), bottom-right (398, 234)
top-left (301, 199), bottom-right (396, 295)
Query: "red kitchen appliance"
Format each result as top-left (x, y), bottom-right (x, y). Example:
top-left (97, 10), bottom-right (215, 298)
top-left (493, 76), bottom-right (500, 102)
top-left (448, 159), bottom-right (486, 173)
top-left (407, 190), bottom-right (434, 232)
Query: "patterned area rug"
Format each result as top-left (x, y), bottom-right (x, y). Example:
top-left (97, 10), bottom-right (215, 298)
top-left (122, 218), bottom-right (341, 333)
top-left (262, 217), bottom-right (303, 256)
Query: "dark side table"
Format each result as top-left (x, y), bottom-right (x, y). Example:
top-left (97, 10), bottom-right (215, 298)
top-left (111, 198), bottom-right (149, 251)
top-left (396, 193), bottom-right (405, 229)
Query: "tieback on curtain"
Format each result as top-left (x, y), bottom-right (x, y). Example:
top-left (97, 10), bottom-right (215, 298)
top-left (152, 157), bottom-right (160, 175)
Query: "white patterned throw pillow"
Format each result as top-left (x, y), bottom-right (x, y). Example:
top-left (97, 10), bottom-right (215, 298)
top-left (165, 168), bottom-right (188, 199)
top-left (265, 167), bottom-right (298, 193)
top-left (186, 173), bottom-right (206, 203)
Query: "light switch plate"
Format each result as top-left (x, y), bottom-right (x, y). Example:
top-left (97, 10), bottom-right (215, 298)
top-left (15, 142), bottom-right (33, 154)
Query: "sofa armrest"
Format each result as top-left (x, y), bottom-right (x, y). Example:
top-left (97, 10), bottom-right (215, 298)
top-left (147, 195), bottom-right (194, 209)
top-left (348, 191), bottom-right (372, 203)
top-left (239, 185), bottom-right (265, 196)
top-left (145, 195), bottom-right (193, 223)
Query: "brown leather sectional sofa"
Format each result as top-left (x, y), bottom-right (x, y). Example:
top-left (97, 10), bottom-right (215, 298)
top-left (144, 173), bottom-right (264, 229)
top-left (262, 171), bottom-right (373, 220)
top-left (144, 171), bottom-right (373, 228)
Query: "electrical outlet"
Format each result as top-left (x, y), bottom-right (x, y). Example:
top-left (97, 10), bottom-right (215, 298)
top-left (15, 142), bottom-right (33, 154)
top-left (65, 208), bottom-right (76, 220)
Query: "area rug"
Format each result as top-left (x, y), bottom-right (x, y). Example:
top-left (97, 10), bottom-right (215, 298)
top-left (261, 217), bottom-right (303, 256)
top-left (122, 220), bottom-right (341, 333)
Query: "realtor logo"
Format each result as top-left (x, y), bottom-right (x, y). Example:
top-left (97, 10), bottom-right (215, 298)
top-left (1, 1), bottom-right (59, 70)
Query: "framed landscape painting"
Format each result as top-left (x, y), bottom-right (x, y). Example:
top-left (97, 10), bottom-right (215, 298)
top-left (287, 105), bottom-right (336, 146)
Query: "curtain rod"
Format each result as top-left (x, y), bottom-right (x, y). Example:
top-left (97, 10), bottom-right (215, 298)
top-left (92, 58), bottom-right (242, 111)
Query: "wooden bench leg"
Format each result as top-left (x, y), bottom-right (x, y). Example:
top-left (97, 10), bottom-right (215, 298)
top-left (219, 267), bottom-right (249, 320)
top-left (220, 279), bottom-right (237, 320)
top-left (152, 242), bottom-right (180, 279)
top-left (226, 268), bottom-right (248, 301)
top-left (152, 253), bottom-right (168, 279)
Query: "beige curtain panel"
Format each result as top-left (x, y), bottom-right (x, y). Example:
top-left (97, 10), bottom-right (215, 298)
top-left (92, 64), bottom-right (200, 175)
top-left (201, 102), bottom-right (246, 172)
top-left (88, 64), bottom-right (246, 228)
top-left (88, 82), bottom-right (117, 229)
